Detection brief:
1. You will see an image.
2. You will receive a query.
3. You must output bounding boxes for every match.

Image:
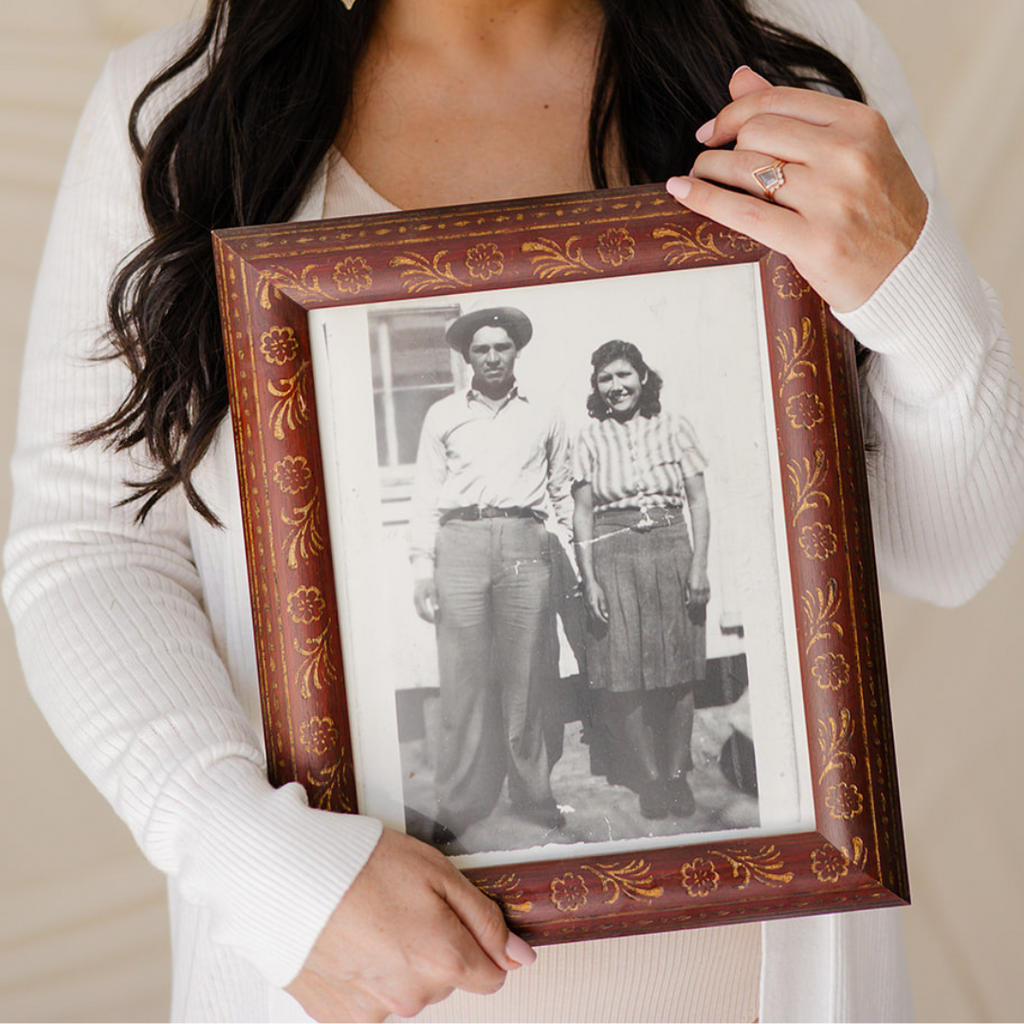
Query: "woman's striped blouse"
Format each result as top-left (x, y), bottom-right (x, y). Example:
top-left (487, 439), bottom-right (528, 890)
top-left (572, 411), bottom-right (708, 511)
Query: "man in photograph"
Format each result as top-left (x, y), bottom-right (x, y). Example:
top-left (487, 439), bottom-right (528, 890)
top-left (410, 306), bottom-right (572, 845)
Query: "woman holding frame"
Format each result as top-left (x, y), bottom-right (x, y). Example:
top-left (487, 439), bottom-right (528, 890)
top-left (6, 0), bottom-right (1023, 1020)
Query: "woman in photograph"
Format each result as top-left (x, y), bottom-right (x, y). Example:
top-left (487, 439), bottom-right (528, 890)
top-left (6, 0), bottom-right (1024, 1020)
top-left (572, 341), bottom-right (711, 821)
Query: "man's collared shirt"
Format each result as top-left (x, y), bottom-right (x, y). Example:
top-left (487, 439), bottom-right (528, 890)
top-left (409, 384), bottom-right (572, 568)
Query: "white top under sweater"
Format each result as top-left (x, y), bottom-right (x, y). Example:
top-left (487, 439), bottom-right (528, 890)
top-left (5, 0), bottom-right (1024, 1021)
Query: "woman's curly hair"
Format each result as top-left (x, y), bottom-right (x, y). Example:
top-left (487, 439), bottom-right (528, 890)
top-left (586, 339), bottom-right (664, 420)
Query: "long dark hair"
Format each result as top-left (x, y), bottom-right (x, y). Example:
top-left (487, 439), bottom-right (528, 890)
top-left (83, 0), bottom-right (863, 523)
top-left (587, 340), bottom-right (663, 420)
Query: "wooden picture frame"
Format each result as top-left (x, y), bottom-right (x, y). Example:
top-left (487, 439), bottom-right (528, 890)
top-left (212, 182), bottom-right (907, 943)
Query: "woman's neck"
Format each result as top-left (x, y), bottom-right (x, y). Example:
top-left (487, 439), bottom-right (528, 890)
top-left (341, 0), bottom-right (612, 210)
top-left (376, 0), bottom-right (601, 57)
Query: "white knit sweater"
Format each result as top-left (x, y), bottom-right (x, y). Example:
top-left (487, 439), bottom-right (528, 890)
top-left (6, 0), bottom-right (1023, 1020)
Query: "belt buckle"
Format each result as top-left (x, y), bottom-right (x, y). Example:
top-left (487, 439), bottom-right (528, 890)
top-left (465, 506), bottom-right (482, 520)
top-left (632, 506), bottom-right (657, 533)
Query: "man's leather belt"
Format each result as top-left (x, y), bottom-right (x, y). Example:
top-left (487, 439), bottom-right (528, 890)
top-left (441, 505), bottom-right (542, 524)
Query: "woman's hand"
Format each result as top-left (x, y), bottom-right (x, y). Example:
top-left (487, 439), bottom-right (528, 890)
top-left (582, 578), bottom-right (610, 625)
top-left (666, 66), bottom-right (928, 312)
top-left (685, 563), bottom-right (710, 608)
top-left (286, 828), bottom-right (534, 1022)
top-left (682, 472), bottom-right (711, 620)
top-left (572, 481), bottom-right (609, 625)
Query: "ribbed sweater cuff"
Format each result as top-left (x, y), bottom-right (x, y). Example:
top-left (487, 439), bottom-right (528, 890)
top-left (171, 758), bottom-right (383, 987)
top-left (835, 196), bottom-right (994, 403)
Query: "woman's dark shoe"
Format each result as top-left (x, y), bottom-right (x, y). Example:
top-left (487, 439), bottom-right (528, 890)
top-left (666, 773), bottom-right (696, 817)
top-left (638, 778), bottom-right (670, 819)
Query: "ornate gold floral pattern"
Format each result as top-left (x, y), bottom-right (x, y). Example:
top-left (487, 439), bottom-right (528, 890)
top-left (300, 715), bottom-right (339, 756)
top-left (811, 652), bottom-right (850, 691)
top-left (332, 256), bottom-right (373, 294)
top-left (288, 585), bottom-right (326, 625)
top-left (268, 362), bottom-right (311, 440)
top-left (680, 857), bottom-right (719, 897)
top-left (653, 221), bottom-right (732, 265)
top-left (551, 872), bottom-right (589, 912)
top-left (786, 449), bottom-right (831, 526)
top-left (773, 262), bottom-right (811, 300)
top-left (273, 455), bottom-right (313, 495)
top-left (305, 759), bottom-right (352, 812)
top-left (786, 391), bottom-right (826, 429)
top-left (596, 227), bottom-right (636, 267)
top-left (826, 781), bottom-right (864, 820)
top-left (811, 845), bottom-right (849, 883)
top-left (474, 873), bottom-right (533, 916)
top-left (465, 243), bottom-right (505, 281)
top-left (588, 860), bottom-right (662, 904)
top-left (547, 860), bottom-right (662, 913)
top-left (817, 709), bottom-right (857, 784)
top-left (294, 624), bottom-right (338, 699)
top-left (391, 250), bottom-right (462, 293)
top-left (721, 229), bottom-right (762, 253)
top-left (257, 266), bottom-right (329, 308)
top-left (775, 318), bottom-right (817, 396)
top-left (842, 836), bottom-right (869, 870)
top-left (260, 326), bottom-right (299, 366)
top-left (801, 579), bottom-right (845, 654)
top-left (800, 522), bottom-right (839, 560)
top-left (521, 236), bottom-right (596, 278)
top-left (712, 845), bottom-right (794, 889)
top-left (282, 491), bottom-right (325, 569)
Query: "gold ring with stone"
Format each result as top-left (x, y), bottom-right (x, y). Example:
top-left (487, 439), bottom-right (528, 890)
top-left (752, 159), bottom-right (786, 202)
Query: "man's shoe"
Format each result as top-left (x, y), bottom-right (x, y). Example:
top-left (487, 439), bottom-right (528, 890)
top-left (638, 778), bottom-right (670, 819)
top-left (431, 820), bottom-right (460, 847)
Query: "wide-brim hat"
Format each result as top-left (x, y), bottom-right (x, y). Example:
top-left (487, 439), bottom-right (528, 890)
top-left (446, 307), bottom-right (533, 355)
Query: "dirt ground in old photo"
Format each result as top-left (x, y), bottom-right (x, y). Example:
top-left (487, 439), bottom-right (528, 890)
top-left (400, 694), bottom-right (759, 856)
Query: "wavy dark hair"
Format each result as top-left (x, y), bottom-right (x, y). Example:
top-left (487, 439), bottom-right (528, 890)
top-left (587, 340), bottom-right (663, 420)
top-left (81, 0), bottom-right (864, 523)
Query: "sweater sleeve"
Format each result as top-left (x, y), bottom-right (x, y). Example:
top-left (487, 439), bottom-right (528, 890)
top-left (2, 32), bottom-right (382, 989)
top-left (840, 5), bottom-right (1024, 605)
top-left (767, 0), bottom-right (1024, 605)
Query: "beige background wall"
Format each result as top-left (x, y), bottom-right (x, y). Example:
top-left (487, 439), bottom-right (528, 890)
top-left (1, 1), bottom-right (1021, 1020)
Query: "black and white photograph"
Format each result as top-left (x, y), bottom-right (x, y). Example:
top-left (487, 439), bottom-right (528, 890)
top-left (309, 264), bottom-right (814, 867)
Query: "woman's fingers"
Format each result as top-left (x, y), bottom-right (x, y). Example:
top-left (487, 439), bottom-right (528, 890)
top-left (670, 63), bottom-right (928, 312)
top-left (666, 174), bottom-right (802, 255)
top-left (286, 829), bottom-right (522, 1021)
top-left (691, 147), bottom-right (808, 206)
top-left (726, 64), bottom-right (773, 101)
top-left (583, 582), bottom-right (609, 624)
top-left (667, 171), bottom-right (883, 312)
top-left (439, 866), bottom-right (536, 981)
top-left (686, 573), bottom-right (711, 606)
top-left (697, 71), bottom-right (851, 147)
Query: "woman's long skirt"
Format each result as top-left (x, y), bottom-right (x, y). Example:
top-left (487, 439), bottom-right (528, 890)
top-left (584, 509), bottom-right (706, 692)
top-left (583, 508), bottom-right (705, 791)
